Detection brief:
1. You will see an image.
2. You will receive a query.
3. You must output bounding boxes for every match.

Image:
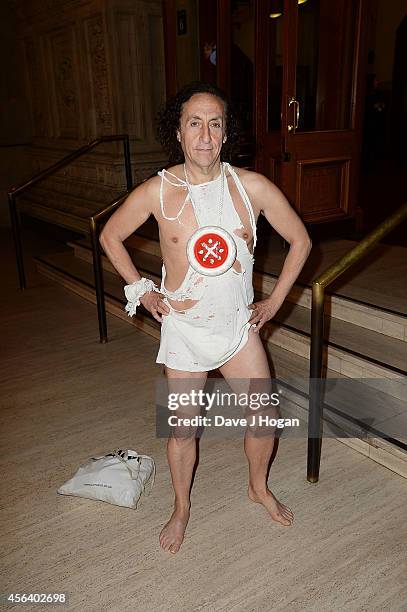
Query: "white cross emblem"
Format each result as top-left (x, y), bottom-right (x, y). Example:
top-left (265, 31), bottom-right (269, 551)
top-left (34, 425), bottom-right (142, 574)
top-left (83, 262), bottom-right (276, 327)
top-left (187, 226), bottom-right (237, 276)
top-left (199, 239), bottom-right (223, 262)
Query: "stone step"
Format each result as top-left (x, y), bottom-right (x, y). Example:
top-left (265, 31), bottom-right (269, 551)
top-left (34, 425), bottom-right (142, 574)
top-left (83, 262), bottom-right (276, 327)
top-left (36, 250), bottom-right (160, 341)
top-left (35, 249), bottom-right (407, 479)
top-left (36, 248), bottom-right (407, 408)
top-left (69, 238), bottom-right (407, 382)
top-left (72, 235), bottom-right (407, 342)
top-left (124, 235), bottom-right (407, 342)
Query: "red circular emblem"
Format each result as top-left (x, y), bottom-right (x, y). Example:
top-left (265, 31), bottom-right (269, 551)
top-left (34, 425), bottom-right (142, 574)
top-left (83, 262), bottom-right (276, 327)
top-left (193, 232), bottom-right (229, 270)
top-left (187, 226), bottom-right (237, 276)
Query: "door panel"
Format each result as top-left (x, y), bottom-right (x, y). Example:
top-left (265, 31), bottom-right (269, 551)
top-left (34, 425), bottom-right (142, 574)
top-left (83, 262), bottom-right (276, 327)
top-left (290, 130), bottom-right (357, 221)
top-left (161, 0), bottom-right (367, 223)
top-left (296, 157), bottom-right (350, 220)
top-left (296, 0), bottom-right (358, 132)
top-left (267, 4), bottom-right (284, 132)
top-left (255, 0), bottom-right (368, 224)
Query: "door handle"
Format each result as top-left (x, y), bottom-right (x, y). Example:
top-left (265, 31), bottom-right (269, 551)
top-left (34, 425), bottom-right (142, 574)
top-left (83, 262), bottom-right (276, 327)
top-left (288, 98), bottom-right (300, 133)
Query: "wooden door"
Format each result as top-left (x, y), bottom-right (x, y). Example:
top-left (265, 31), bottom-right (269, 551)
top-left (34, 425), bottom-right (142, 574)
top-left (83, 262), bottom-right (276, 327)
top-left (255, 0), bottom-right (369, 223)
top-left (162, 0), bottom-right (230, 94)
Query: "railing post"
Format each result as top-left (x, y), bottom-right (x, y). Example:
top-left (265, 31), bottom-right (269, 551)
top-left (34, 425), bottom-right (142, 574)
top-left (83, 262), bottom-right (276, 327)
top-left (7, 134), bottom-right (132, 343)
top-left (307, 281), bottom-right (325, 483)
top-left (123, 135), bottom-right (133, 192)
top-left (8, 193), bottom-right (26, 290)
top-left (89, 217), bottom-right (108, 343)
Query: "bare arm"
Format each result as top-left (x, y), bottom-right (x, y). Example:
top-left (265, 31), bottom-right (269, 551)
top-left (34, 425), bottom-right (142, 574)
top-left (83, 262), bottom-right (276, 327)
top-left (243, 172), bottom-right (312, 330)
top-left (99, 178), bottom-right (157, 284)
top-left (100, 176), bottom-right (170, 322)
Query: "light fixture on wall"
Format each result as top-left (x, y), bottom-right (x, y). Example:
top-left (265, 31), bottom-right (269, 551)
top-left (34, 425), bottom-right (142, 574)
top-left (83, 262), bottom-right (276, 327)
top-left (270, 0), bottom-right (308, 18)
top-left (269, 0), bottom-right (283, 19)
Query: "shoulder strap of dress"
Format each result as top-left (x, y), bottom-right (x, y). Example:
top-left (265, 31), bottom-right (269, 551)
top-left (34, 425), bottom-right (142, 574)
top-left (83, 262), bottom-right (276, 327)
top-left (157, 168), bottom-right (188, 188)
top-left (224, 162), bottom-right (257, 249)
top-left (157, 168), bottom-right (190, 223)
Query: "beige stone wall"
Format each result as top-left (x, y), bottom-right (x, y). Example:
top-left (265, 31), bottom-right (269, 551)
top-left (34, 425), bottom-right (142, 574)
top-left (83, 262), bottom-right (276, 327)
top-left (1, 0), bottom-right (167, 226)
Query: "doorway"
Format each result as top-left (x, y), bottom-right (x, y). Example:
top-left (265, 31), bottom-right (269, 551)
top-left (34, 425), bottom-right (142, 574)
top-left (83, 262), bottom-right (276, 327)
top-left (163, 0), bottom-right (369, 227)
top-left (359, 0), bottom-right (407, 246)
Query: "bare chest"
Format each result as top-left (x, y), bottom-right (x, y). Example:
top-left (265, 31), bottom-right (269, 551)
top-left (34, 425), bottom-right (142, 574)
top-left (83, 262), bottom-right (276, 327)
top-left (156, 178), bottom-right (257, 258)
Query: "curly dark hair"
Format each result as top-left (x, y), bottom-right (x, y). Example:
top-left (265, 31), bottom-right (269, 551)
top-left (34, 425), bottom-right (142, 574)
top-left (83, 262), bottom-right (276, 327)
top-left (156, 81), bottom-right (241, 164)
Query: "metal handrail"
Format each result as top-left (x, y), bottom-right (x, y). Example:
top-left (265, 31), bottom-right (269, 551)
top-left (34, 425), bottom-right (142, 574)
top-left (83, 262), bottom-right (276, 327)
top-left (8, 135), bottom-right (133, 343)
top-left (307, 201), bottom-right (407, 483)
top-left (9, 135), bottom-right (132, 196)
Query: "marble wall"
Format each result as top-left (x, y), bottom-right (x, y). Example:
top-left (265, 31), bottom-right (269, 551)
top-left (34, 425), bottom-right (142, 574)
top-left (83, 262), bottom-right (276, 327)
top-left (2, 0), bottom-right (167, 224)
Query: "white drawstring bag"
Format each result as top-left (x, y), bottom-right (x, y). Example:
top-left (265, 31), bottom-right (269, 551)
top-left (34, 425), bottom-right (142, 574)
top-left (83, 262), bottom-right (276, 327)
top-left (57, 449), bottom-right (155, 509)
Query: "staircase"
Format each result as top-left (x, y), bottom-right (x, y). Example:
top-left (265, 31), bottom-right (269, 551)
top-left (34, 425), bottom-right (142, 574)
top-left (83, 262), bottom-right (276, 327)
top-left (35, 234), bottom-right (407, 478)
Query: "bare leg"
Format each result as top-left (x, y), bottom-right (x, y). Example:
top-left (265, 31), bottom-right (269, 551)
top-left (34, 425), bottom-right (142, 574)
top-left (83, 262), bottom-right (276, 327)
top-left (159, 367), bottom-right (208, 553)
top-left (219, 328), bottom-right (294, 526)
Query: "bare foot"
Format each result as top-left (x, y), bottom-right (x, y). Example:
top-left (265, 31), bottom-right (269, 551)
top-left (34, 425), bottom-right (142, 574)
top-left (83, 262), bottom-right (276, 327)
top-left (159, 506), bottom-right (190, 553)
top-left (248, 484), bottom-right (294, 526)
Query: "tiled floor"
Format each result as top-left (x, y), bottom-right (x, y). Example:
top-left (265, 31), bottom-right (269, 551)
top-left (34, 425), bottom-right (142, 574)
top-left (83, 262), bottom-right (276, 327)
top-left (1, 226), bottom-right (407, 611)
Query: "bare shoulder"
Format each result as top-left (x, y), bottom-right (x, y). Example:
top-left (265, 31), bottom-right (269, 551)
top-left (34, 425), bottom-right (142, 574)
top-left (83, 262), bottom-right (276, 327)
top-left (230, 165), bottom-right (310, 246)
top-left (122, 169), bottom-right (163, 216)
top-left (230, 166), bottom-right (276, 192)
top-left (129, 163), bottom-right (188, 218)
top-left (229, 166), bottom-right (280, 212)
top-left (137, 171), bottom-right (161, 199)
top-left (165, 163), bottom-right (184, 179)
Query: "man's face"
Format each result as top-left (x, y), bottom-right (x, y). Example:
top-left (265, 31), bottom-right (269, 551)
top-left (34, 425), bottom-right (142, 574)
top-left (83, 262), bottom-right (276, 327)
top-left (177, 93), bottom-right (226, 168)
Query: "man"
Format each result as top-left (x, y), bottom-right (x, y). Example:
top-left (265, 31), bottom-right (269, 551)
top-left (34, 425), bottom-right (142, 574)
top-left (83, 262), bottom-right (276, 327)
top-left (100, 82), bottom-right (311, 554)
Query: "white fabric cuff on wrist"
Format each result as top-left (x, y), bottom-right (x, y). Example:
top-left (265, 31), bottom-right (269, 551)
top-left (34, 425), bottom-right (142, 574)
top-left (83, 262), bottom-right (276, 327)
top-left (124, 277), bottom-right (159, 317)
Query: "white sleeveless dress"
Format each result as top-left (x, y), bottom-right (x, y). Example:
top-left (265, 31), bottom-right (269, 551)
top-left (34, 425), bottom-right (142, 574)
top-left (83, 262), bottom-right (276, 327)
top-left (156, 162), bottom-right (257, 372)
